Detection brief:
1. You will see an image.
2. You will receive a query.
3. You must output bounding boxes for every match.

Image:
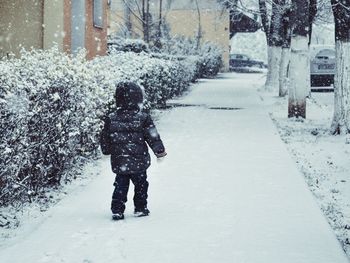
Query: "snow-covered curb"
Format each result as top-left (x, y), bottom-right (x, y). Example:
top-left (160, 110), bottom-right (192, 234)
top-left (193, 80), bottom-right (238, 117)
top-left (260, 91), bottom-right (350, 256)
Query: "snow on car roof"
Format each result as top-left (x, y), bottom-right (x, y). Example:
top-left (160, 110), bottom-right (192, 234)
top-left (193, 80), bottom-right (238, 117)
top-left (310, 45), bottom-right (335, 59)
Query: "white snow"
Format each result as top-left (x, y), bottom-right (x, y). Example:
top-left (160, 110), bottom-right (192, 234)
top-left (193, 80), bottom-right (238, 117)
top-left (262, 87), bottom-right (350, 256)
top-left (0, 73), bottom-right (348, 262)
top-left (230, 30), bottom-right (268, 63)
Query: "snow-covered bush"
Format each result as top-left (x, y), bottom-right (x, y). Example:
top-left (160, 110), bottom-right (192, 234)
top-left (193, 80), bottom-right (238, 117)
top-left (151, 53), bottom-right (200, 82)
top-left (107, 38), bottom-right (150, 54)
top-left (138, 55), bottom-right (196, 106)
top-left (93, 51), bottom-right (197, 108)
top-left (107, 36), bottom-right (223, 79)
top-left (0, 48), bottom-right (107, 207)
top-left (0, 46), bottom-right (198, 208)
top-left (158, 36), bottom-right (223, 78)
top-left (197, 42), bottom-right (223, 78)
top-left (0, 61), bottom-right (30, 207)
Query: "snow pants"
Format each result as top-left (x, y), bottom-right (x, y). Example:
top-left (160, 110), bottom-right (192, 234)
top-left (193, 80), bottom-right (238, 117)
top-left (111, 172), bottom-right (149, 214)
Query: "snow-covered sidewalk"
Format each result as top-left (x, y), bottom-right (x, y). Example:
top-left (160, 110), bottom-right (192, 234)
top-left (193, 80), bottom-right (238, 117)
top-left (0, 73), bottom-right (348, 263)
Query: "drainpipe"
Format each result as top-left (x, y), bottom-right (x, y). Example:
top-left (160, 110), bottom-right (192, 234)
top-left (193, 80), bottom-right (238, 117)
top-left (41, 0), bottom-right (45, 49)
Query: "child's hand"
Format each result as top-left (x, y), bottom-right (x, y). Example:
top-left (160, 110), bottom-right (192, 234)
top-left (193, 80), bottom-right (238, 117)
top-left (156, 151), bottom-right (167, 158)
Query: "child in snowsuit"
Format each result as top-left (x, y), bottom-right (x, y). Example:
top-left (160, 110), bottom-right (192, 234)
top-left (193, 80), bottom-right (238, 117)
top-left (100, 82), bottom-right (166, 220)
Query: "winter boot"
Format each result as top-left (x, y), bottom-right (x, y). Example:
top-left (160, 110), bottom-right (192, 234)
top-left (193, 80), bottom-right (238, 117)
top-left (134, 207), bottom-right (150, 217)
top-left (112, 213), bottom-right (124, 221)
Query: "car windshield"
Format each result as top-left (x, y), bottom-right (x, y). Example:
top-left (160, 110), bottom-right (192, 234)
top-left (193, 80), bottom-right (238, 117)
top-left (316, 49), bottom-right (335, 59)
top-left (231, 54), bottom-right (250, 60)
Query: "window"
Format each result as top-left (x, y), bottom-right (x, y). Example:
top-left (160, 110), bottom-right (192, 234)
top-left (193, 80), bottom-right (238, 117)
top-left (93, 0), bottom-right (103, 28)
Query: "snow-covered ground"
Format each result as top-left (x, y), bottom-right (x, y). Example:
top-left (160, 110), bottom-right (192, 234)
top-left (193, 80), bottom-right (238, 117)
top-left (0, 73), bottom-right (349, 262)
top-left (260, 86), bottom-right (350, 257)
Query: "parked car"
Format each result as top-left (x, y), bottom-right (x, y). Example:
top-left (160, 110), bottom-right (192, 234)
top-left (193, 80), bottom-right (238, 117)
top-left (310, 46), bottom-right (336, 87)
top-left (229, 53), bottom-right (266, 72)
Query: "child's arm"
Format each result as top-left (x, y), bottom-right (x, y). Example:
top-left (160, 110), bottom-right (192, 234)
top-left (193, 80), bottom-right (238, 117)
top-left (143, 115), bottom-right (166, 157)
top-left (100, 116), bottom-right (111, 155)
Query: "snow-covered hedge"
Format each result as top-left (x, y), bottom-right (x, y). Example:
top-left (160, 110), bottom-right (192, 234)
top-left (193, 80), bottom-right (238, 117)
top-left (197, 42), bottom-right (223, 77)
top-left (159, 36), bottom-right (223, 78)
top-left (107, 38), bottom-right (150, 54)
top-left (0, 48), bottom-right (107, 207)
top-left (108, 37), bottom-right (223, 78)
top-left (0, 47), bottom-right (201, 208)
top-left (92, 51), bottom-right (197, 107)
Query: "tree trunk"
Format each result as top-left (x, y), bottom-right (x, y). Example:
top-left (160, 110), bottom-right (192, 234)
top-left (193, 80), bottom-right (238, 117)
top-left (259, 0), bottom-right (272, 88)
top-left (279, 47), bottom-right (290, 96)
top-left (288, 0), bottom-right (310, 118)
top-left (141, 0), bottom-right (150, 43)
top-left (145, 0), bottom-right (150, 43)
top-left (330, 0), bottom-right (350, 134)
top-left (309, 0), bottom-right (317, 46)
top-left (266, 46), bottom-right (282, 91)
top-left (260, 0), bottom-right (284, 91)
top-left (142, 0), bottom-right (146, 41)
top-left (154, 0), bottom-right (163, 49)
top-left (259, 0), bottom-right (269, 40)
top-left (195, 0), bottom-right (202, 50)
top-left (306, 0), bottom-right (317, 98)
top-left (159, 0), bottom-right (163, 36)
top-left (124, 2), bottom-right (132, 37)
top-left (279, 7), bottom-right (291, 97)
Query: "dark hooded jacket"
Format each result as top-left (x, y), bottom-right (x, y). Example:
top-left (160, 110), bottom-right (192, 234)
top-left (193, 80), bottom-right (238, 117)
top-left (100, 82), bottom-right (165, 175)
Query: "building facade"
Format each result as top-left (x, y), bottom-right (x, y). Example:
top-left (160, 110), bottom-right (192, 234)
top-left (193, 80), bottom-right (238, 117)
top-left (108, 0), bottom-right (230, 71)
top-left (0, 0), bottom-right (108, 59)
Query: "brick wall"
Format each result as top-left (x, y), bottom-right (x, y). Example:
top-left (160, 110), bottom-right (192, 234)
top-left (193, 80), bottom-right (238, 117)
top-left (63, 0), bottom-right (107, 59)
top-left (85, 0), bottom-right (108, 59)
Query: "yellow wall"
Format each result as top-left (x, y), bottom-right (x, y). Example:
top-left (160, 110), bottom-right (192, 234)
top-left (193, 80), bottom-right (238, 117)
top-left (0, 0), bottom-right (67, 57)
top-left (165, 9), bottom-right (230, 71)
top-left (108, 8), bottom-right (230, 71)
top-left (0, 0), bottom-right (44, 57)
